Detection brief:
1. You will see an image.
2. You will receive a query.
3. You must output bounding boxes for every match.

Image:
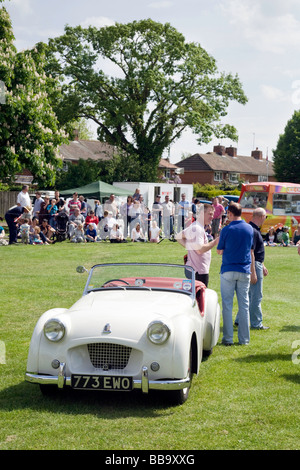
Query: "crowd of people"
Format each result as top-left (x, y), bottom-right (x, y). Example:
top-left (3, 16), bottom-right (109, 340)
top-left (3, 186), bottom-right (230, 246)
top-left (2, 187), bottom-right (300, 346)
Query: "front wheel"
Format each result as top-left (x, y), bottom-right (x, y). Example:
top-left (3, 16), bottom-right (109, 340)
top-left (169, 349), bottom-right (193, 405)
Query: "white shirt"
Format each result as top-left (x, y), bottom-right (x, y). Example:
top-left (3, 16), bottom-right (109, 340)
top-left (162, 201), bottom-right (174, 217)
top-left (182, 221), bottom-right (211, 275)
top-left (17, 191), bottom-right (31, 208)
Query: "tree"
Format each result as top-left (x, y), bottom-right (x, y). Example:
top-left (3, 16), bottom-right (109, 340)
top-left (273, 110), bottom-right (300, 183)
top-left (55, 152), bottom-right (141, 190)
top-left (48, 19), bottom-right (247, 181)
top-left (0, 7), bottom-right (67, 186)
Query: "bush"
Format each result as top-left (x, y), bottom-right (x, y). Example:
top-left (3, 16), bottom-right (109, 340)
top-left (193, 183), bottom-right (240, 200)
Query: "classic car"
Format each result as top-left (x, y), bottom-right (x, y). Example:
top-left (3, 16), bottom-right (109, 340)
top-left (25, 263), bottom-right (220, 404)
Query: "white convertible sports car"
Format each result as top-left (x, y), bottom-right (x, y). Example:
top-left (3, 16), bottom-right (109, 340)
top-left (25, 263), bottom-right (220, 404)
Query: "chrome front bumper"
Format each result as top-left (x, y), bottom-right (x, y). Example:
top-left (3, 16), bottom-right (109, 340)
top-left (25, 364), bottom-right (190, 393)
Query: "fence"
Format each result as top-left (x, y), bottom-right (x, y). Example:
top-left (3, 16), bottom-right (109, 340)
top-left (0, 191), bottom-right (19, 218)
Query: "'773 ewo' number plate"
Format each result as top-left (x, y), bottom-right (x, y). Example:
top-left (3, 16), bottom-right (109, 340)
top-left (71, 375), bottom-right (133, 391)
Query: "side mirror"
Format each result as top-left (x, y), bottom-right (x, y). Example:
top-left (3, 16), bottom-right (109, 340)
top-left (76, 266), bottom-right (88, 274)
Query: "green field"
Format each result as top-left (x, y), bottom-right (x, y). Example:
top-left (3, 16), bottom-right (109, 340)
top-left (0, 240), bottom-right (299, 450)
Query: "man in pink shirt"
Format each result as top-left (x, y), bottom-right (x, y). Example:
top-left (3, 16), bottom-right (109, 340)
top-left (176, 204), bottom-right (219, 287)
top-left (211, 197), bottom-right (225, 239)
top-left (68, 192), bottom-right (81, 216)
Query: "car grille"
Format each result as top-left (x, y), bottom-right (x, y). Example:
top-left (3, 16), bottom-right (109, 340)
top-left (87, 343), bottom-right (132, 371)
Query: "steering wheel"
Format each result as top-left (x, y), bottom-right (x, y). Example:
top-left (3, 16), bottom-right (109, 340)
top-left (102, 279), bottom-right (130, 287)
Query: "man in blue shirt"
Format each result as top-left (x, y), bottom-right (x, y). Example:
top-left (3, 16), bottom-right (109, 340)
top-left (217, 202), bottom-right (254, 345)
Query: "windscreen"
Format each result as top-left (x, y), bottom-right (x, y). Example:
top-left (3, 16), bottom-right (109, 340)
top-left (85, 263), bottom-right (195, 297)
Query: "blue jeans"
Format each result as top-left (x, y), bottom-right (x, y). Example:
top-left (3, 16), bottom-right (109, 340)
top-left (220, 271), bottom-right (251, 344)
top-left (249, 261), bottom-right (263, 328)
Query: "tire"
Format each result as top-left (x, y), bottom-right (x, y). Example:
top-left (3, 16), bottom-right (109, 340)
top-left (169, 348), bottom-right (193, 405)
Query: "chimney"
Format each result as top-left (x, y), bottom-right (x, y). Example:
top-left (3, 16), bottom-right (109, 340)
top-left (213, 144), bottom-right (226, 155)
top-left (251, 147), bottom-right (263, 160)
top-left (73, 128), bottom-right (79, 141)
top-left (226, 146), bottom-right (237, 157)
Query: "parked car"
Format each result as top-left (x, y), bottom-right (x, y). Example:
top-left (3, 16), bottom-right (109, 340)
top-left (25, 263), bottom-right (220, 404)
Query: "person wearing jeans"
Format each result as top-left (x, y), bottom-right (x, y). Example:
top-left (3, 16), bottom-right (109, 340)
top-left (235, 208), bottom-right (269, 330)
top-left (221, 271), bottom-right (251, 345)
top-left (217, 202), bottom-right (254, 345)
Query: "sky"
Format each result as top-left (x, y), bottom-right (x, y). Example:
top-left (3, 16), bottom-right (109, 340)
top-left (2, 0), bottom-right (300, 163)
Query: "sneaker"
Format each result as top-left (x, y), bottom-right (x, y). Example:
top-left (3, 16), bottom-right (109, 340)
top-left (251, 325), bottom-right (270, 330)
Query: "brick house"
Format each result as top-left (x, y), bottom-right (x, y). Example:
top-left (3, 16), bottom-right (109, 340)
top-left (175, 145), bottom-right (276, 185)
top-left (59, 139), bottom-right (180, 179)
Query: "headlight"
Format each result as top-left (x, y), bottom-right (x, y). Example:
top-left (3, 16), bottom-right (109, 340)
top-left (44, 319), bottom-right (65, 342)
top-left (147, 321), bottom-right (170, 345)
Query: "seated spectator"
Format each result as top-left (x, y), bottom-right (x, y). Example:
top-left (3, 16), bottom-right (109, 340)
top-left (68, 207), bottom-right (85, 238)
top-left (281, 226), bottom-right (290, 246)
top-left (0, 225), bottom-right (5, 239)
top-left (85, 210), bottom-right (99, 229)
top-left (29, 217), bottom-right (40, 244)
top-left (86, 223), bottom-right (97, 242)
top-left (40, 219), bottom-right (55, 243)
top-left (110, 223), bottom-right (126, 243)
top-left (97, 210), bottom-right (116, 240)
top-left (70, 223), bottom-right (86, 243)
top-left (265, 227), bottom-right (278, 245)
top-left (33, 226), bottom-right (44, 245)
top-left (292, 223), bottom-right (300, 245)
top-left (149, 221), bottom-right (161, 243)
top-left (131, 223), bottom-right (146, 242)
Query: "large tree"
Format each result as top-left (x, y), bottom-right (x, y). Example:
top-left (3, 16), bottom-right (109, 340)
top-left (0, 6), bottom-right (67, 186)
top-left (273, 110), bottom-right (300, 183)
top-left (48, 19), bottom-right (247, 181)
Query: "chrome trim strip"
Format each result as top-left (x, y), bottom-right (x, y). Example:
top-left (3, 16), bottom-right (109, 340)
top-left (25, 365), bottom-right (190, 393)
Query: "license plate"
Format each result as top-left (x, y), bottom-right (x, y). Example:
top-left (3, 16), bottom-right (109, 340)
top-left (71, 374), bottom-right (133, 391)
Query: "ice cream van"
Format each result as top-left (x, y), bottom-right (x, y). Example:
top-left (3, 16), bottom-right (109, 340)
top-left (239, 182), bottom-right (300, 236)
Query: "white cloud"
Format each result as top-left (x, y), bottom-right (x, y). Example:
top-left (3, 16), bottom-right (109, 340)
top-left (219, 0), bottom-right (300, 54)
top-left (260, 85), bottom-right (287, 102)
top-left (80, 16), bottom-right (115, 29)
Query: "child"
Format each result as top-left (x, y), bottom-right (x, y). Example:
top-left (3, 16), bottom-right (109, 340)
top-left (86, 223), bottom-right (97, 242)
top-left (20, 219), bottom-right (30, 244)
top-left (110, 224), bottom-right (126, 243)
top-left (71, 223), bottom-right (86, 243)
top-left (149, 220), bottom-right (161, 243)
top-left (33, 226), bottom-right (44, 244)
top-left (281, 226), bottom-right (290, 246)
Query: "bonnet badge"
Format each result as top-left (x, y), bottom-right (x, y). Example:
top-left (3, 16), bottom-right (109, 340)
top-left (103, 323), bottom-right (111, 334)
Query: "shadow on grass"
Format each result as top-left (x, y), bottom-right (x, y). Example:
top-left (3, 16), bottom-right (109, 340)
top-left (280, 325), bottom-right (300, 333)
top-left (0, 381), bottom-right (180, 417)
top-left (233, 353), bottom-right (292, 363)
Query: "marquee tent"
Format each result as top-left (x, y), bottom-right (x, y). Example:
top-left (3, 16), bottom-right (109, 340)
top-left (60, 181), bottom-right (130, 200)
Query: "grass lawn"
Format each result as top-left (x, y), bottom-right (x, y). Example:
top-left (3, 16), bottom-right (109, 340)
top-left (0, 240), bottom-right (299, 450)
